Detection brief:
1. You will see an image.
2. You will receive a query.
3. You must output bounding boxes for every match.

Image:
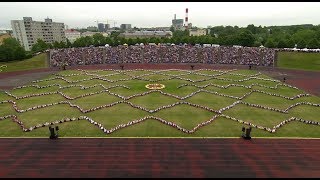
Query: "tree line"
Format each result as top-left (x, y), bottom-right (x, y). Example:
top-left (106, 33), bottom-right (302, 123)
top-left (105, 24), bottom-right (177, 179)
top-left (46, 24), bottom-right (320, 49)
top-left (208, 24), bottom-right (320, 49)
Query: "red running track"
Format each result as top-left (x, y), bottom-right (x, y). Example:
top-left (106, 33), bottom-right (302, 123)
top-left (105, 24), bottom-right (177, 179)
top-left (0, 138), bottom-right (319, 178)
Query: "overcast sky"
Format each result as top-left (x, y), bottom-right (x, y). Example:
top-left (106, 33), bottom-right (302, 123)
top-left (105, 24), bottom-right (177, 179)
top-left (1, 2), bottom-right (320, 29)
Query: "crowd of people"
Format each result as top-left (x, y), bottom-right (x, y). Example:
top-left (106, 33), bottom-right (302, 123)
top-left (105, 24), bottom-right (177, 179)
top-left (49, 45), bottom-right (276, 67)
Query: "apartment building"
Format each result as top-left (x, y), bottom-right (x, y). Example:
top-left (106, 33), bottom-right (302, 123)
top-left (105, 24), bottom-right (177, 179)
top-left (11, 17), bottom-right (66, 51)
top-left (65, 29), bottom-right (81, 43)
top-left (189, 28), bottom-right (207, 36)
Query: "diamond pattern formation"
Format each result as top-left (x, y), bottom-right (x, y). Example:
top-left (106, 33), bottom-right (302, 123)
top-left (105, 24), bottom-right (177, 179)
top-left (0, 69), bottom-right (319, 135)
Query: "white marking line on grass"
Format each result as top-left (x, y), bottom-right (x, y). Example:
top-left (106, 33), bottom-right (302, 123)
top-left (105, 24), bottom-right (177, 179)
top-left (0, 66), bottom-right (7, 72)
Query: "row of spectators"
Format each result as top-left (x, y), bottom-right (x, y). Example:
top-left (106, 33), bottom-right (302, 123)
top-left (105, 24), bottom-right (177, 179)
top-left (50, 45), bottom-right (276, 67)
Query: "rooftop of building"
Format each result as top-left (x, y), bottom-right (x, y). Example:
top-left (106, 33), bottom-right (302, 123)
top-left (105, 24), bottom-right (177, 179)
top-left (65, 29), bottom-right (80, 33)
top-left (122, 31), bottom-right (172, 36)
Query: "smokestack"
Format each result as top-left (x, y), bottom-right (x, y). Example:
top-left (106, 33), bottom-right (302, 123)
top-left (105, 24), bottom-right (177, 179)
top-left (174, 14), bottom-right (176, 20)
top-left (185, 8), bottom-right (189, 30)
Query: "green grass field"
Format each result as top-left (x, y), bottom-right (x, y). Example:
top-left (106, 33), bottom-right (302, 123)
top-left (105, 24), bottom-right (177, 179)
top-left (0, 53), bottom-right (48, 73)
top-left (0, 69), bottom-right (319, 138)
top-left (277, 51), bottom-right (320, 71)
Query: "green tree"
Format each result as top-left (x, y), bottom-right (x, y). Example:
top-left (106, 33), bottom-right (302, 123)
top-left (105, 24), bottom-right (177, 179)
top-left (154, 37), bottom-right (161, 44)
top-left (105, 37), bottom-right (113, 46)
top-left (73, 36), bottom-right (93, 47)
top-left (206, 24), bottom-right (320, 48)
top-left (31, 39), bottom-right (49, 52)
top-left (170, 26), bottom-right (175, 32)
top-left (0, 37), bottom-right (26, 61)
top-left (149, 37), bottom-right (157, 43)
top-left (253, 41), bottom-right (262, 47)
top-left (277, 39), bottom-right (287, 48)
top-left (110, 31), bottom-right (121, 39)
top-left (53, 41), bottom-right (60, 49)
top-left (293, 29), bottom-right (316, 43)
top-left (236, 30), bottom-right (255, 47)
top-left (209, 36), bottom-right (218, 44)
top-left (66, 39), bottom-right (73, 48)
top-left (73, 37), bottom-right (84, 47)
top-left (59, 41), bottom-right (66, 48)
top-left (189, 36), bottom-right (196, 45)
top-left (127, 38), bottom-right (134, 45)
top-left (246, 24), bottom-right (257, 34)
top-left (119, 37), bottom-right (126, 45)
top-left (0, 45), bottom-right (6, 61)
top-left (181, 36), bottom-right (189, 44)
top-left (264, 38), bottom-right (276, 48)
top-left (286, 38), bottom-right (295, 48)
top-left (210, 26), bottom-right (224, 36)
top-left (135, 37), bottom-right (141, 44)
top-left (297, 39), bottom-right (306, 49)
top-left (112, 37), bottom-right (120, 46)
top-left (307, 38), bottom-right (319, 49)
top-left (173, 30), bottom-right (189, 38)
top-left (219, 26), bottom-right (239, 38)
top-left (84, 36), bottom-right (94, 46)
top-left (92, 33), bottom-right (105, 46)
top-left (140, 38), bottom-right (147, 45)
top-left (219, 35), bottom-right (237, 46)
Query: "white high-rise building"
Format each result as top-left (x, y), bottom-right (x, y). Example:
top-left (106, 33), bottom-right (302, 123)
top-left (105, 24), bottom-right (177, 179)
top-left (11, 17), bottom-right (66, 51)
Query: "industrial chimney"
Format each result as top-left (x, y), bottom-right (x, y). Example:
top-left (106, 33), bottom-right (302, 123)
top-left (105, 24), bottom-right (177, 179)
top-left (185, 8), bottom-right (189, 30)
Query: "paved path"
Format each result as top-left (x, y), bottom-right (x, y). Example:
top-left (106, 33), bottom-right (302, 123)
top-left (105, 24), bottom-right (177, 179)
top-left (0, 138), bottom-right (319, 178)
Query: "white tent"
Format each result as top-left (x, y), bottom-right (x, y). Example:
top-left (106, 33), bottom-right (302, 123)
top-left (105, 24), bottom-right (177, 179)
top-left (233, 45), bottom-right (242, 48)
top-left (105, 44), bottom-right (110, 47)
